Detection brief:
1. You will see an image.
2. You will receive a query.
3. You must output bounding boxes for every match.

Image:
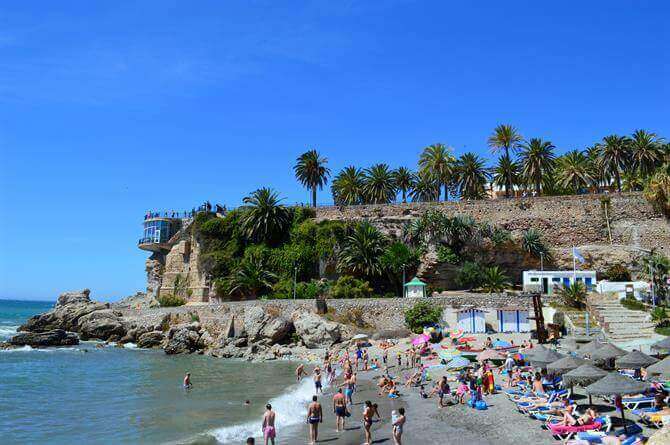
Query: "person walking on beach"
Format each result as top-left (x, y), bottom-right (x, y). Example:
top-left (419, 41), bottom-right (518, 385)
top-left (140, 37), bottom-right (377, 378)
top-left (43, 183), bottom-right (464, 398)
top-left (392, 407), bottom-right (406, 445)
top-left (313, 366), bottom-right (323, 394)
top-left (333, 388), bottom-right (347, 432)
top-left (341, 375), bottom-right (355, 405)
top-left (262, 404), bottom-right (276, 445)
top-left (296, 363), bottom-right (306, 382)
top-left (437, 376), bottom-right (450, 408)
top-left (306, 395), bottom-right (322, 445)
top-left (362, 400), bottom-right (374, 445)
top-left (183, 372), bottom-right (192, 389)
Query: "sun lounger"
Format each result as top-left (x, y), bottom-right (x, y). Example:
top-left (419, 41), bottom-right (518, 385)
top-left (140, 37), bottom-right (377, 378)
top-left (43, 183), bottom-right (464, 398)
top-left (620, 396), bottom-right (655, 410)
top-left (547, 421), bottom-right (603, 442)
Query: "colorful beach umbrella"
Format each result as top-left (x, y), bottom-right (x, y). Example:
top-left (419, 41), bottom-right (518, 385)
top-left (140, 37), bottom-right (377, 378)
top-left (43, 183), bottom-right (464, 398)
top-left (411, 334), bottom-right (430, 346)
top-left (449, 328), bottom-right (464, 339)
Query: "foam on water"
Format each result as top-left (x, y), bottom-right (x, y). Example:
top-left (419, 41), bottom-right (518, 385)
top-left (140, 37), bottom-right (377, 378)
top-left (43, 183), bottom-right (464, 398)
top-left (0, 324), bottom-right (19, 340)
top-left (0, 345), bottom-right (83, 353)
top-left (123, 342), bottom-right (138, 349)
top-left (209, 374), bottom-right (325, 443)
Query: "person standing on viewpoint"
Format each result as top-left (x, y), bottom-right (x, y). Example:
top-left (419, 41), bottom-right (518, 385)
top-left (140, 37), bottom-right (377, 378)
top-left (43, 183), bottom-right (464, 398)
top-left (306, 395), bottom-right (322, 445)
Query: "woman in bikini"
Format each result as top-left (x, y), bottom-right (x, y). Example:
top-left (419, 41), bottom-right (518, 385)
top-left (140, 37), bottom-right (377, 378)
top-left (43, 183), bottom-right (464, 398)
top-left (392, 407), bottom-right (406, 445)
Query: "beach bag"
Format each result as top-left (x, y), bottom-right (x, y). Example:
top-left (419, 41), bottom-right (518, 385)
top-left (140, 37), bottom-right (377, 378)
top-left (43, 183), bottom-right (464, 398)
top-left (475, 400), bottom-right (488, 410)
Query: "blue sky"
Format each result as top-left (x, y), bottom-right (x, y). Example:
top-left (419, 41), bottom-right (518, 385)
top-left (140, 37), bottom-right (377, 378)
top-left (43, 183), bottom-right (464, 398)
top-left (1, 1), bottom-right (668, 301)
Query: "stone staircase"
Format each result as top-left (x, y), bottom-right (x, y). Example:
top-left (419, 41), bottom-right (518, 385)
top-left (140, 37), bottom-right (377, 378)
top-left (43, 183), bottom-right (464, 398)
top-left (586, 294), bottom-right (655, 342)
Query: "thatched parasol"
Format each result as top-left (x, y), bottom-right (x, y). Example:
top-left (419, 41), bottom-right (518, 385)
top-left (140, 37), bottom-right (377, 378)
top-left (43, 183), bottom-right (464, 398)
top-left (590, 343), bottom-right (627, 361)
top-left (530, 348), bottom-right (565, 369)
top-left (578, 340), bottom-right (605, 357)
top-left (646, 356), bottom-right (670, 379)
top-left (615, 350), bottom-right (658, 369)
top-left (586, 372), bottom-right (649, 434)
top-left (650, 336), bottom-right (670, 353)
top-left (563, 364), bottom-right (607, 387)
top-left (546, 355), bottom-right (588, 374)
top-left (520, 344), bottom-right (549, 358)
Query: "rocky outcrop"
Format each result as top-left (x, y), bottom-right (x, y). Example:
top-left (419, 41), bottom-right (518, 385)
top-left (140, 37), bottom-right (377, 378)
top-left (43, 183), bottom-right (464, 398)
top-left (20, 290), bottom-right (109, 333)
top-left (243, 306), bottom-right (293, 343)
top-left (164, 323), bottom-right (202, 354)
top-left (137, 331), bottom-right (164, 348)
top-left (78, 309), bottom-right (126, 341)
top-left (293, 312), bottom-right (341, 348)
top-left (9, 329), bottom-right (79, 347)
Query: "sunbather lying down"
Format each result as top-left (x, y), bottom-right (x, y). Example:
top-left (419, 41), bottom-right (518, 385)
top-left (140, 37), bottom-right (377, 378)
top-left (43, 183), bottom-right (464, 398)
top-left (520, 398), bottom-right (570, 414)
top-left (557, 407), bottom-right (598, 427)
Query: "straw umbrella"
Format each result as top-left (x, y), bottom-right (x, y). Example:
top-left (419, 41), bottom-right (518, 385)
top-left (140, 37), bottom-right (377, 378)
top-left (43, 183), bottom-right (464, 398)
top-left (546, 355), bottom-right (588, 375)
top-left (650, 337), bottom-right (670, 354)
top-left (615, 350), bottom-right (658, 369)
top-left (530, 348), bottom-right (565, 369)
top-left (591, 343), bottom-right (627, 368)
top-left (578, 340), bottom-right (605, 358)
top-left (520, 344), bottom-right (549, 358)
top-left (646, 356), bottom-right (670, 379)
top-left (563, 364), bottom-right (607, 406)
top-left (585, 372), bottom-right (648, 434)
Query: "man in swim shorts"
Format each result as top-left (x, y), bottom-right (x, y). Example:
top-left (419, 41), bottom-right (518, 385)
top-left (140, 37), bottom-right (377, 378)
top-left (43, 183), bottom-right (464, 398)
top-left (333, 388), bottom-right (347, 432)
top-left (306, 395), bottom-right (322, 445)
top-left (313, 366), bottom-right (323, 394)
top-left (262, 403), bottom-right (276, 445)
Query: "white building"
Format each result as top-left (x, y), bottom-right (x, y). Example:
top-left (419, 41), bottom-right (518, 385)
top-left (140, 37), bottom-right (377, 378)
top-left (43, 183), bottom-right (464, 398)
top-left (404, 277), bottom-right (427, 298)
top-left (522, 270), bottom-right (597, 295)
top-left (596, 280), bottom-right (650, 301)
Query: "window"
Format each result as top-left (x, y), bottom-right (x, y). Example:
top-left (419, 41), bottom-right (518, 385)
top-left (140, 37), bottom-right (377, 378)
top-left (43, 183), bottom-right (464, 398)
top-left (552, 277), bottom-right (561, 283)
top-left (530, 278), bottom-right (539, 282)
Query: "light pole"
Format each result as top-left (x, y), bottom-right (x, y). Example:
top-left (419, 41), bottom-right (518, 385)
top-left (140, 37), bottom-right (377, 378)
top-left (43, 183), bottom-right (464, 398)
top-left (401, 264), bottom-right (406, 298)
top-left (293, 266), bottom-right (298, 300)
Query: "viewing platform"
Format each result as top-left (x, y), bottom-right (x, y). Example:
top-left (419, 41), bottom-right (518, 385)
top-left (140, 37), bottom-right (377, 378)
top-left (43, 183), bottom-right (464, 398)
top-left (138, 213), bottom-right (184, 253)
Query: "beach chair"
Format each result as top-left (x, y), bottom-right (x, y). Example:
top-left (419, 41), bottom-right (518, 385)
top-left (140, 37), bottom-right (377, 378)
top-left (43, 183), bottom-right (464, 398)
top-left (546, 416), bottom-right (609, 443)
top-left (517, 392), bottom-right (564, 413)
top-left (620, 396), bottom-right (655, 410)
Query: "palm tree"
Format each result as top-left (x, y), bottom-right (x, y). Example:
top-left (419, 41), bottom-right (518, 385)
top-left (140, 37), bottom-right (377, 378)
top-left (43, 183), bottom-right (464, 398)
top-left (393, 167), bottom-right (415, 203)
top-left (241, 188), bottom-right (291, 244)
top-left (332, 166), bottom-right (365, 205)
top-left (630, 130), bottom-right (664, 178)
top-left (519, 138), bottom-right (555, 195)
top-left (454, 152), bottom-right (489, 200)
top-left (556, 150), bottom-right (593, 193)
top-left (363, 163), bottom-right (397, 204)
top-left (338, 222), bottom-right (387, 278)
top-left (480, 266), bottom-right (511, 294)
top-left (521, 228), bottom-right (550, 258)
top-left (492, 155), bottom-right (521, 198)
top-left (598, 135), bottom-right (631, 192)
top-left (487, 124), bottom-right (523, 197)
top-left (294, 149), bottom-right (330, 207)
top-left (557, 282), bottom-right (587, 309)
top-left (644, 163), bottom-right (670, 218)
top-left (586, 145), bottom-right (610, 193)
top-left (418, 143), bottom-right (455, 201)
top-left (226, 255), bottom-right (277, 300)
top-left (410, 170), bottom-right (440, 202)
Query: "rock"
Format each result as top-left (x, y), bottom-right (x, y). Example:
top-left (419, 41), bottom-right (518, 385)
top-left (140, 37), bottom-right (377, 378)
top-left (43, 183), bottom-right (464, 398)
top-left (233, 337), bottom-right (248, 347)
top-left (78, 310), bottom-right (126, 341)
top-left (111, 292), bottom-right (159, 310)
top-left (261, 317), bottom-right (293, 344)
top-left (20, 296), bottom-right (108, 333)
top-left (164, 326), bottom-right (201, 354)
top-left (9, 329), bottom-right (79, 347)
top-left (137, 331), bottom-right (164, 348)
top-left (243, 307), bottom-right (267, 341)
top-left (197, 331), bottom-right (214, 349)
top-left (243, 306), bottom-right (292, 343)
top-left (293, 312), bottom-right (341, 349)
top-left (56, 289), bottom-right (91, 307)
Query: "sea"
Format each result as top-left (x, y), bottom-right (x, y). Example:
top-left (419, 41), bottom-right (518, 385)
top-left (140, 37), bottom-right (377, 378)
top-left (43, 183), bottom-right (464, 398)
top-left (0, 299), bottom-right (314, 445)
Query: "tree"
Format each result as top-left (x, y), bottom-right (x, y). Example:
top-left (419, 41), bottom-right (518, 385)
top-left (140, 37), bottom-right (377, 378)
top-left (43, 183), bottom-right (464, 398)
top-left (630, 130), bottom-right (664, 178)
top-left (521, 228), bottom-right (550, 259)
top-left (332, 166), bottom-right (365, 205)
top-left (480, 266), bottom-right (511, 294)
top-left (226, 254), bottom-right (278, 299)
top-left (404, 301), bottom-right (442, 334)
top-left (241, 188), bottom-right (291, 245)
top-left (338, 222), bottom-right (387, 278)
top-left (487, 124), bottom-right (523, 197)
top-left (294, 149), bottom-right (330, 207)
top-left (556, 150), bottom-right (593, 193)
top-left (644, 164), bottom-right (670, 218)
top-left (598, 135), bottom-right (631, 192)
top-left (454, 152), bottom-right (490, 200)
top-left (586, 145), bottom-right (610, 193)
top-left (519, 138), bottom-right (555, 195)
top-left (363, 163), bottom-right (397, 204)
top-left (492, 155), bottom-right (521, 198)
top-left (418, 143), bottom-right (455, 201)
top-left (380, 241), bottom-right (421, 295)
top-left (557, 282), bottom-right (587, 309)
top-left (456, 261), bottom-right (484, 290)
top-left (410, 171), bottom-right (440, 202)
top-left (393, 167), bottom-right (415, 203)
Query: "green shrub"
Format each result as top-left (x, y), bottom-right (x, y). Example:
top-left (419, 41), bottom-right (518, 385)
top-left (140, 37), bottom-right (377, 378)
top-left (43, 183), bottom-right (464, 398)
top-left (490, 227), bottom-right (512, 246)
top-left (436, 245), bottom-right (460, 264)
top-left (404, 301), bottom-right (442, 334)
top-left (651, 307), bottom-right (668, 322)
top-left (620, 296), bottom-right (646, 311)
top-left (455, 261), bottom-right (484, 290)
top-left (329, 276), bottom-right (373, 299)
top-left (605, 263), bottom-right (631, 282)
top-left (556, 282), bottom-right (587, 309)
top-left (158, 294), bottom-right (186, 307)
top-left (480, 266), bottom-right (511, 294)
top-left (270, 279), bottom-right (325, 299)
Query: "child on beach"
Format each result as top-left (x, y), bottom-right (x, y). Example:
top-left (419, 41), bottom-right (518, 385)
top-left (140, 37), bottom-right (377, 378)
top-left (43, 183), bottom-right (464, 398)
top-left (456, 380), bottom-right (469, 404)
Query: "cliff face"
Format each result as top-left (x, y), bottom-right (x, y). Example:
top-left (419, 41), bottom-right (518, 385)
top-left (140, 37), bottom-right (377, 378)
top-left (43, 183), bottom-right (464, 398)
top-left (145, 193), bottom-right (669, 301)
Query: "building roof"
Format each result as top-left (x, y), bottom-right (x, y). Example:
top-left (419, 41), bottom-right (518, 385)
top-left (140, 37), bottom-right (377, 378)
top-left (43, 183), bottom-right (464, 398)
top-left (404, 277), bottom-right (427, 287)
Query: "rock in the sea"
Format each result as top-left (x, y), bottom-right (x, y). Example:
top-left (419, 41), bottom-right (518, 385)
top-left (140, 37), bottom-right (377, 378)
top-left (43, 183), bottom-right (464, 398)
top-left (9, 329), bottom-right (79, 347)
top-left (164, 326), bottom-right (201, 354)
top-left (78, 309), bottom-right (126, 341)
top-left (20, 289), bottom-right (108, 333)
top-left (137, 331), bottom-right (164, 348)
top-left (293, 312), bottom-right (341, 349)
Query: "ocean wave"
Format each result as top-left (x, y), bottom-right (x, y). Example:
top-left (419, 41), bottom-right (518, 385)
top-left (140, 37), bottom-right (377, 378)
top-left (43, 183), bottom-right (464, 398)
top-left (209, 374), bottom-right (326, 443)
top-left (0, 325), bottom-right (19, 339)
top-left (123, 342), bottom-right (138, 349)
top-left (0, 345), bottom-right (83, 353)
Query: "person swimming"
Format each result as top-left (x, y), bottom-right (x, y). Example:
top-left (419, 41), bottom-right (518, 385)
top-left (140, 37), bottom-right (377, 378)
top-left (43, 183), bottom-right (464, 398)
top-left (183, 372), bottom-right (192, 389)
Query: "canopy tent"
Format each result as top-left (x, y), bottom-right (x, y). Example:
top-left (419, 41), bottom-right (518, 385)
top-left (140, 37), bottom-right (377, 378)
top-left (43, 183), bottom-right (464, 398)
top-left (477, 349), bottom-right (505, 362)
top-left (546, 356), bottom-right (588, 375)
top-left (615, 350), bottom-right (658, 369)
top-left (591, 343), bottom-right (627, 362)
top-left (530, 348), bottom-right (565, 369)
top-left (650, 336), bottom-right (670, 353)
top-left (646, 356), bottom-right (670, 379)
top-left (586, 372), bottom-right (650, 434)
